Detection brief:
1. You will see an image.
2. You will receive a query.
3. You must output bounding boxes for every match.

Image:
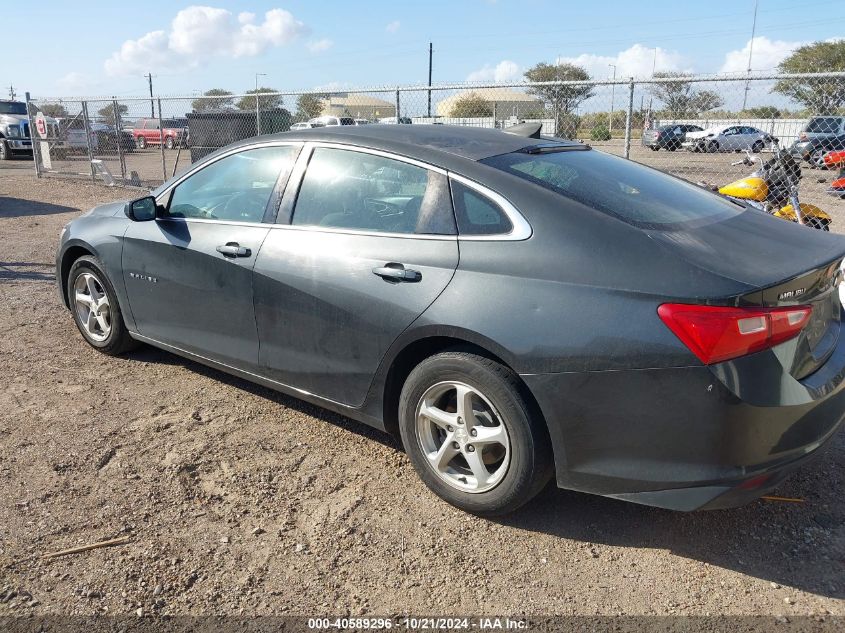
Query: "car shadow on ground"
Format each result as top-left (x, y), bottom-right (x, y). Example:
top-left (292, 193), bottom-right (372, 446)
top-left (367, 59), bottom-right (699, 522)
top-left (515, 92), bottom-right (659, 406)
top-left (0, 261), bottom-right (55, 282)
top-left (126, 345), bottom-right (845, 600)
top-left (0, 196), bottom-right (77, 218)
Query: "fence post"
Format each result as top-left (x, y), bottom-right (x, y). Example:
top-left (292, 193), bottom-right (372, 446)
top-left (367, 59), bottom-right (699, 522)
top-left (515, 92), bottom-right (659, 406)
top-left (81, 101), bottom-right (96, 182)
top-left (395, 89), bottom-right (400, 123)
top-left (157, 98), bottom-right (167, 184)
top-left (112, 99), bottom-right (127, 183)
top-left (24, 92), bottom-right (41, 178)
top-left (623, 79), bottom-right (635, 160)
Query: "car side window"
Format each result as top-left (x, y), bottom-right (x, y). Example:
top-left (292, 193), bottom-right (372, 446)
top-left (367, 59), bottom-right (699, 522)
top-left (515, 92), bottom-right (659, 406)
top-left (166, 145), bottom-right (297, 223)
top-left (291, 147), bottom-right (456, 235)
top-left (450, 180), bottom-right (513, 236)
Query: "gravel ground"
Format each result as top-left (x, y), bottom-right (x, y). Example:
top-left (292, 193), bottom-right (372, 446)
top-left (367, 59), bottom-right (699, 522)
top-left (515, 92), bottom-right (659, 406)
top-left (0, 165), bottom-right (844, 622)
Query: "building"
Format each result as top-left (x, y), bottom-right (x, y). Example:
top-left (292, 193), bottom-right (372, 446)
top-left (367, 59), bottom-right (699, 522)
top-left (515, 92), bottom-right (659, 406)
top-left (436, 88), bottom-right (543, 118)
top-left (321, 94), bottom-right (396, 120)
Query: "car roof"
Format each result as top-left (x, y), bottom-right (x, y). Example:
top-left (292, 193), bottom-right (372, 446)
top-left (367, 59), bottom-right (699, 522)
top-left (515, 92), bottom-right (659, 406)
top-left (239, 124), bottom-right (581, 163)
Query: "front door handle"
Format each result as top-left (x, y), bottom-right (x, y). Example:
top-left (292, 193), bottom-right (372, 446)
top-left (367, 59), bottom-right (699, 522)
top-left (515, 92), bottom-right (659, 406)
top-left (372, 264), bottom-right (421, 282)
top-left (216, 242), bottom-right (251, 258)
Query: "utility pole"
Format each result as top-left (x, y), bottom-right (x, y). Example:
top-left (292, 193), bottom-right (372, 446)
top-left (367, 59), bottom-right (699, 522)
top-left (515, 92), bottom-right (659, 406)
top-left (608, 64), bottom-right (617, 132)
top-left (741, 0), bottom-right (759, 112)
top-left (145, 72), bottom-right (155, 117)
top-left (8, 85), bottom-right (16, 100)
top-left (255, 73), bottom-right (267, 135)
top-left (427, 42), bottom-right (433, 118)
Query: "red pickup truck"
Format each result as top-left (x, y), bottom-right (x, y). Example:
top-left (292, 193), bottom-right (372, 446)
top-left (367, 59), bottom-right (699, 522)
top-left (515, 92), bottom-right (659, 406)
top-left (132, 117), bottom-right (189, 150)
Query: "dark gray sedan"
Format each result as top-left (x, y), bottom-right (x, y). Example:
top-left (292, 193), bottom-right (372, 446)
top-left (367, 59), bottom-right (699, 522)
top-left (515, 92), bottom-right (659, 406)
top-left (57, 125), bottom-right (845, 515)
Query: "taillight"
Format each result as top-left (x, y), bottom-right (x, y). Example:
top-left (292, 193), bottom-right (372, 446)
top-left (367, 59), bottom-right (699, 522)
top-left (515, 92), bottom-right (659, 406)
top-left (657, 304), bottom-right (813, 364)
top-left (799, 132), bottom-right (807, 141)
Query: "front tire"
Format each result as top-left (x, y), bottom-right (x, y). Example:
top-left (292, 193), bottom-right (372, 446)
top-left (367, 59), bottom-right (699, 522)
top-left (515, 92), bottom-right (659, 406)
top-left (165, 136), bottom-right (175, 150)
top-left (67, 256), bottom-right (137, 355)
top-left (136, 136), bottom-right (146, 149)
top-left (0, 140), bottom-right (10, 160)
top-left (707, 140), bottom-right (719, 153)
top-left (398, 351), bottom-right (552, 516)
top-left (752, 140), bottom-right (764, 153)
top-left (809, 148), bottom-right (827, 169)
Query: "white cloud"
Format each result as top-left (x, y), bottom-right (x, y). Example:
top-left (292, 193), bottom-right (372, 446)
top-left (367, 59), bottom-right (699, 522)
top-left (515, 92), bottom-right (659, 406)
top-left (467, 60), bottom-right (521, 83)
top-left (385, 20), bottom-right (400, 33)
top-left (105, 6), bottom-right (306, 76)
top-left (718, 36), bottom-right (803, 75)
top-left (557, 44), bottom-right (690, 79)
top-left (307, 38), bottom-right (333, 53)
top-left (57, 72), bottom-right (90, 91)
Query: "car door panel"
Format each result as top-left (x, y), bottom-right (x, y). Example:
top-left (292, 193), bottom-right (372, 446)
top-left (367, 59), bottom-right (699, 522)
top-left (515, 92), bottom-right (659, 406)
top-left (123, 219), bottom-right (269, 369)
top-left (253, 229), bottom-right (458, 406)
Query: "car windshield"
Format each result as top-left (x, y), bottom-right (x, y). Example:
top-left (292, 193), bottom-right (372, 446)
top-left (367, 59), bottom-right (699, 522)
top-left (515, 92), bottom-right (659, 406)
top-left (481, 148), bottom-right (742, 229)
top-left (0, 102), bottom-right (27, 115)
top-left (806, 117), bottom-right (841, 133)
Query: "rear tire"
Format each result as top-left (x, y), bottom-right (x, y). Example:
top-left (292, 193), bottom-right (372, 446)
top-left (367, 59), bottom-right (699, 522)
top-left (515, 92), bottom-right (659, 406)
top-left (809, 148), bottom-right (827, 169)
top-left (805, 217), bottom-right (831, 231)
top-left (0, 140), bottom-right (10, 160)
top-left (650, 146), bottom-right (659, 151)
top-left (165, 136), bottom-right (174, 150)
top-left (707, 140), bottom-right (719, 153)
top-left (136, 136), bottom-right (146, 150)
top-left (752, 140), bottom-right (764, 153)
top-left (67, 256), bottom-right (138, 356)
top-left (398, 350), bottom-right (552, 516)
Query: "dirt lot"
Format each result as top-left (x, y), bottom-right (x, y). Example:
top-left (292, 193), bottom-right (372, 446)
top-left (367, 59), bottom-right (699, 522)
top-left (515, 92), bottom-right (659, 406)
top-left (0, 164), bottom-right (844, 622)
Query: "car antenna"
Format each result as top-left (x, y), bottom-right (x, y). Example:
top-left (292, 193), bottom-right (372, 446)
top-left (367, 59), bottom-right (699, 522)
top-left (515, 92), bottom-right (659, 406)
top-left (502, 122), bottom-right (543, 139)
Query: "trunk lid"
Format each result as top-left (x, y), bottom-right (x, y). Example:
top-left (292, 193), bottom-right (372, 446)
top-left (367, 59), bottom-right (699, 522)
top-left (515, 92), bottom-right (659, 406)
top-left (649, 209), bottom-right (845, 378)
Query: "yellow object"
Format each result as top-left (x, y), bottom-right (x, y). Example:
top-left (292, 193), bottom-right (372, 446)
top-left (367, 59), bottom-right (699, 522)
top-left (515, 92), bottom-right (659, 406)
top-left (761, 495), bottom-right (805, 503)
top-left (773, 203), bottom-right (831, 223)
top-left (719, 176), bottom-right (768, 201)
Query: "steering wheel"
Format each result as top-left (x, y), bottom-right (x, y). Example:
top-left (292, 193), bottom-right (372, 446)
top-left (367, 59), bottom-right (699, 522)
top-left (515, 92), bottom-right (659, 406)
top-left (222, 191), bottom-right (270, 220)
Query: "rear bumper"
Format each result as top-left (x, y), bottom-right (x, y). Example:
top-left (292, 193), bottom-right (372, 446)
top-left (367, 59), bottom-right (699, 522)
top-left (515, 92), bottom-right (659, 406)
top-left (522, 321), bottom-right (845, 511)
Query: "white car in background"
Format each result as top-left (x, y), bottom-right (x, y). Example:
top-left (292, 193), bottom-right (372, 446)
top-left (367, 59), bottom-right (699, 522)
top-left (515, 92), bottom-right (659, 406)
top-left (307, 115), bottom-right (356, 127)
top-left (290, 121), bottom-right (318, 130)
top-left (683, 124), bottom-right (774, 153)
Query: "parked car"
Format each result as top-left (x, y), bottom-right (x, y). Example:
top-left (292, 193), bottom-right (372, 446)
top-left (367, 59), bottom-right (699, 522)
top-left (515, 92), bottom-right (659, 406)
top-left (133, 117), bottom-right (189, 149)
top-left (683, 125), bottom-right (773, 153)
top-left (354, 118), bottom-right (371, 125)
top-left (378, 116), bottom-right (412, 125)
top-left (0, 100), bottom-right (33, 159)
top-left (290, 122), bottom-right (318, 130)
top-left (57, 125), bottom-right (845, 516)
top-left (642, 124), bottom-right (703, 151)
top-left (308, 115), bottom-right (356, 127)
top-left (789, 116), bottom-right (845, 169)
top-left (57, 118), bottom-right (136, 154)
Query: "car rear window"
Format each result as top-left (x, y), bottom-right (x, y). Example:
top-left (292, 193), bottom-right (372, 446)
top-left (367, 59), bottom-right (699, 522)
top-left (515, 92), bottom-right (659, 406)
top-left (481, 149), bottom-right (742, 229)
top-left (806, 117), bottom-right (842, 133)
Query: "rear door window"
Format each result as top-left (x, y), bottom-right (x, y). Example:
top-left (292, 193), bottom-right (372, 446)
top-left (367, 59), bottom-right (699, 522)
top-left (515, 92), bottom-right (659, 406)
top-left (291, 147), bottom-right (455, 235)
top-left (806, 117), bottom-right (841, 134)
top-left (481, 148), bottom-right (741, 229)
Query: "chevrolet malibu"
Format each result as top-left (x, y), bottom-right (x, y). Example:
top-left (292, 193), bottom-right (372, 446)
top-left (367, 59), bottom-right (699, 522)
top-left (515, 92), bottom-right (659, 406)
top-left (57, 125), bottom-right (845, 515)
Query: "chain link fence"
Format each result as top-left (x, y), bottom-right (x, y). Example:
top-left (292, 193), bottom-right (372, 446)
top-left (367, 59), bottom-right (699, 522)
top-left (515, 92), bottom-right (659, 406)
top-left (23, 72), bottom-right (845, 223)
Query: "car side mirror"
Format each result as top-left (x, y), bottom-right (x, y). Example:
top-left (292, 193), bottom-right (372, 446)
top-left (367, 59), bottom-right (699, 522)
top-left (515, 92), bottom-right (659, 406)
top-left (125, 196), bottom-right (158, 221)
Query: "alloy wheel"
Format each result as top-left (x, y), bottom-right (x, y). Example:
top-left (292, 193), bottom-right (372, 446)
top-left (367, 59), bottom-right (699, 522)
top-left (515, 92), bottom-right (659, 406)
top-left (415, 381), bottom-right (510, 494)
top-left (810, 149), bottom-right (826, 169)
top-left (73, 272), bottom-right (111, 342)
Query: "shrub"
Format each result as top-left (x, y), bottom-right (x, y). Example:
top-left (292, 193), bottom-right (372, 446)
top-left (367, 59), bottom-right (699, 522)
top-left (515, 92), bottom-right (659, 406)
top-left (590, 124), bottom-right (612, 141)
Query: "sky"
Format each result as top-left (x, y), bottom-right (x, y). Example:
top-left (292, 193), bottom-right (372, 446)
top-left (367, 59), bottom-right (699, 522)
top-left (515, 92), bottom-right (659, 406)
top-left (2, 0), bottom-right (843, 100)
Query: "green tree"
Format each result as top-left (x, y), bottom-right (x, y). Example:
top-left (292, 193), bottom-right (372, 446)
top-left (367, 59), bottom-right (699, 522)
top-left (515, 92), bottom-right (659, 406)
top-left (774, 40), bottom-right (845, 114)
top-left (192, 88), bottom-right (234, 112)
top-left (648, 72), bottom-right (724, 117)
top-left (449, 92), bottom-right (493, 117)
top-left (236, 87), bottom-right (284, 111)
top-left (295, 93), bottom-right (326, 120)
top-left (39, 103), bottom-right (69, 118)
top-left (523, 62), bottom-right (593, 138)
top-left (744, 105), bottom-right (782, 118)
top-left (97, 102), bottom-right (129, 125)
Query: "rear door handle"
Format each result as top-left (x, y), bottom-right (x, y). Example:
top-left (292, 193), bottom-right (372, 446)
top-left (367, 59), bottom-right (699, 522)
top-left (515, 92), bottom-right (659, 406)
top-left (372, 264), bottom-right (421, 282)
top-left (216, 242), bottom-right (251, 258)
